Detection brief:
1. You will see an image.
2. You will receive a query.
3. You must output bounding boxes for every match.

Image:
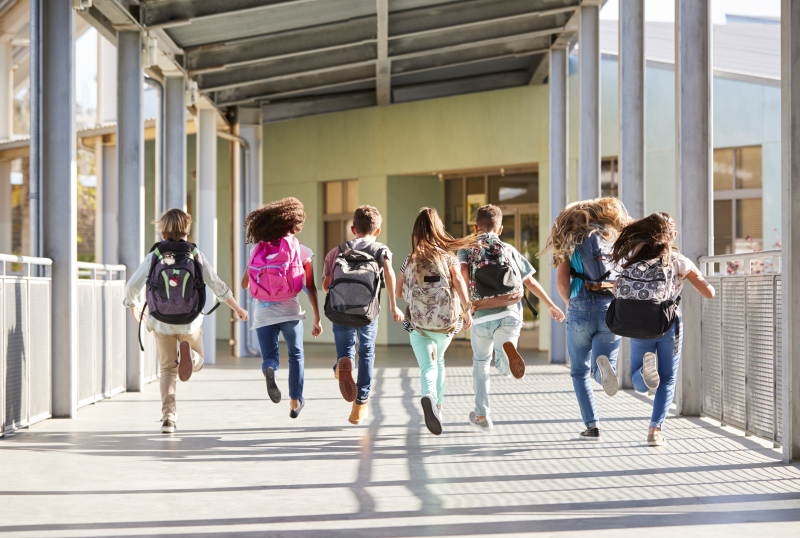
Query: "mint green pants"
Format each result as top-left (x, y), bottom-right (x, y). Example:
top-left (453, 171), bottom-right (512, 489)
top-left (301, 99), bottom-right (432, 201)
top-left (409, 330), bottom-right (454, 406)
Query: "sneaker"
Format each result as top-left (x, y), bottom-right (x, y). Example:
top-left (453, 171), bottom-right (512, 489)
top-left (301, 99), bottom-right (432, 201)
top-left (349, 400), bottom-right (369, 424)
top-left (502, 342), bottom-right (526, 379)
top-left (648, 430), bottom-right (666, 447)
top-left (438, 408), bottom-right (444, 425)
top-left (265, 367), bottom-right (281, 404)
top-left (642, 352), bottom-right (660, 390)
top-left (468, 411), bottom-right (494, 433)
top-left (178, 341), bottom-right (193, 382)
top-left (337, 357), bottom-right (357, 403)
top-left (579, 427), bottom-right (601, 441)
top-left (421, 394), bottom-right (443, 435)
top-left (161, 419), bottom-right (176, 434)
top-left (596, 355), bottom-right (618, 397)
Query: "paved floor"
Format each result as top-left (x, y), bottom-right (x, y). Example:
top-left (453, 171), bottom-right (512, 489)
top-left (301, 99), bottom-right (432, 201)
top-left (2, 343), bottom-right (800, 537)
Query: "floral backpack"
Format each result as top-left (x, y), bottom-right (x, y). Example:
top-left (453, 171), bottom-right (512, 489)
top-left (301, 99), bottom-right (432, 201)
top-left (466, 235), bottom-right (523, 303)
top-left (402, 253), bottom-right (463, 335)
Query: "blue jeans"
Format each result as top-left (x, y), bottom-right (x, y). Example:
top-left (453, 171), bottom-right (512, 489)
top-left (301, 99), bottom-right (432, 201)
top-left (471, 315), bottom-right (523, 417)
top-left (630, 318), bottom-right (683, 429)
top-left (332, 320), bottom-right (379, 401)
top-left (409, 330), bottom-right (453, 406)
top-left (255, 320), bottom-right (305, 402)
top-left (567, 288), bottom-right (622, 428)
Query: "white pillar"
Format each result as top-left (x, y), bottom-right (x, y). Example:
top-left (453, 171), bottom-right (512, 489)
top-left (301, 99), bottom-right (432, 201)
top-left (675, 0), bottom-right (711, 418)
top-left (781, 0), bottom-right (800, 463)
top-left (102, 143), bottom-right (118, 264)
top-left (96, 33), bottom-right (117, 125)
top-left (0, 39), bottom-right (12, 254)
top-left (549, 46), bottom-right (569, 365)
top-left (117, 30), bottom-right (145, 391)
top-left (165, 76), bottom-right (186, 211)
top-left (96, 33), bottom-right (117, 264)
top-left (42, 0), bottom-right (78, 417)
top-left (196, 108), bottom-right (218, 364)
top-left (579, 3), bottom-right (601, 200)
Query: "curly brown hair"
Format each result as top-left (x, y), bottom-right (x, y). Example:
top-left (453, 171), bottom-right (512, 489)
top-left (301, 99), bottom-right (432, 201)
top-left (244, 197), bottom-right (306, 244)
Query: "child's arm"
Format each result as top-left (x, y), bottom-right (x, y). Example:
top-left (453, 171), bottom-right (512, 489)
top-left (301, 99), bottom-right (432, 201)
top-left (382, 257), bottom-right (404, 322)
top-left (687, 271), bottom-right (716, 299)
top-left (224, 297), bottom-right (248, 321)
top-left (322, 275), bottom-right (331, 293)
top-left (556, 261), bottom-right (571, 305)
top-left (395, 273), bottom-right (405, 299)
top-left (304, 260), bottom-right (323, 337)
top-left (449, 264), bottom-right (473, 330)
top-left (125, 256), bottom-right (151, 322)
top-left (523, 275), bottom-right (565, 322)
top-left (460, 263), bottom-right (470, 286)
top-left (241, 269), bottom-right (249, 289)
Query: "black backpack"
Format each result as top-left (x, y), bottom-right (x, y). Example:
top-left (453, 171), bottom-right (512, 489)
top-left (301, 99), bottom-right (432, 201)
top-left (324, 241), bottom-right (386, 328)
top-left (571, 229), bottom-right (618, 296)
top-left (605, 256), bottom-right (681, 339)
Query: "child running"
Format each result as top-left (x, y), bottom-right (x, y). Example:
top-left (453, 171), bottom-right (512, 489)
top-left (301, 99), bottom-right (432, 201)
top-left (124, 209), bottom-right (249, 434)
top-left (396, 208), bottom-right (474, 436)
top-left (609, 212), bottom-right (715, 447)
top-left (541, 198), bottom-right (631, 441)
top-left (242, 197), bottom-right (322, 418)
top-left (459, 204), bottom-right (565, 432)
top-left (322, 205), bottom-right (403, 425)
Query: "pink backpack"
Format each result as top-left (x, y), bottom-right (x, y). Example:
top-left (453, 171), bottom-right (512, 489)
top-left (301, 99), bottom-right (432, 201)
top-left (248, 236), bottom-right (305, 302)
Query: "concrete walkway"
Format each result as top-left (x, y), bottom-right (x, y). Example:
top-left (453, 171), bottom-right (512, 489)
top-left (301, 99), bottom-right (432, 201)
top-left (2, 343), bottom-right (800, 537)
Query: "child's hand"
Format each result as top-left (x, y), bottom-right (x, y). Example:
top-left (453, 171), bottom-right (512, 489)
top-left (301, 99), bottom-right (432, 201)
top-left (235, 307), bottom-right (249, 321)
top-left (312, 319), bottom-right (323, 338)
top-left (391, 305), bottom-right (404, 322)
top-left (548, 304), bottom-right (565, 322)
top-left (130, 307), bottom-right (146, 322)
top-left (463, 310), bottom-right (473, 331)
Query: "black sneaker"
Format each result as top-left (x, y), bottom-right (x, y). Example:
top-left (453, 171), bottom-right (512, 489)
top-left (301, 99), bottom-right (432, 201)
top-left (421, 394), bottom-right (443, 435)
top-left (579, 427), bottom-right (601, 441)
top-left (161, 419), bottom-right (176, 434)
top-left (265, 367), bottom-right (281, 404)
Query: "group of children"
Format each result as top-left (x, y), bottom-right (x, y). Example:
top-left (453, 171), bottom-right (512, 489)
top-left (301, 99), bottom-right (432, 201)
top-left (125, 196), bottom-right (714, 447)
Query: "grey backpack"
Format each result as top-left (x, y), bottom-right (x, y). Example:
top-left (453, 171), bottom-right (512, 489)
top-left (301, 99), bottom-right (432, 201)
top-left (324, 241), bottom-right (386, 328)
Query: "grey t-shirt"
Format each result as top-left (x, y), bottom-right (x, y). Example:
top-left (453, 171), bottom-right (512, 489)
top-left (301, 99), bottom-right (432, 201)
top-left (323, 237), bottom-right (391, 277)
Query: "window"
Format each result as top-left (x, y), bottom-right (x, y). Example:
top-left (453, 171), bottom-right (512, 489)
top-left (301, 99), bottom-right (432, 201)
top-left (323, 179), bottom-right (359, 255)
top-left (601, 158), bottom-right (618, 198)
top-left (713, 146), bottom-right (762, 254)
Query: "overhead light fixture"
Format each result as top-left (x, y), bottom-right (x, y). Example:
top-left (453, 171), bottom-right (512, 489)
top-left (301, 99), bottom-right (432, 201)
top-left (185, 79), bottom-right (198, 107)
top-left (142, 35), bottom-right (158, 68)
top-left (72, 0), bottom-right (92, 10)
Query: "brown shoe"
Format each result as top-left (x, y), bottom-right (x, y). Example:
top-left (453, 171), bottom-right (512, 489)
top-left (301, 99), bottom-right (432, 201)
top-left (178, 341), bottom-right (193, 382)
top-left (503, 342), bottom-right (526, 379)
top-left (349, 400), bottom-right (369, 424)
top-left (337, 357), bottom-right (357, 402)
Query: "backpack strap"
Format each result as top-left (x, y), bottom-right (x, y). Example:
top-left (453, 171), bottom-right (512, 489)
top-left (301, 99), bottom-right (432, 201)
top-left (138, 301), bottom-right (147, 351)
top-left (522, 294), bottom-right (539, 319)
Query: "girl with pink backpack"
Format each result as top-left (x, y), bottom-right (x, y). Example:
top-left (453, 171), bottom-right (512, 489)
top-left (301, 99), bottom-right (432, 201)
top-left (242, 197), bottom-right (323, 418)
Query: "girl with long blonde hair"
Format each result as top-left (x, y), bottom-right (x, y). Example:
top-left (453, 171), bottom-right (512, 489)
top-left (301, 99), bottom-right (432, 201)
top-left (540, 197), bottom-right (632, 441)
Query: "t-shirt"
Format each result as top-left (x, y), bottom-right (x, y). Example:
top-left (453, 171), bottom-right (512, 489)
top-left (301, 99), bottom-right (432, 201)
top-left (399, 253), bottom-right (463, 335)
top-left (323, 237), bottom-right (391, 277)
top-left (457, 233), bottom-right (535, 325)
top-left (569, 250), bottom-right (584, 299)
top-left (250, 238), bottom-right (315, 330)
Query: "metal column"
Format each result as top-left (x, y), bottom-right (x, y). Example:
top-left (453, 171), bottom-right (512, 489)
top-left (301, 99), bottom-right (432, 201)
top-left (42, 0), bottom-right (78, 417)
top-left (164, 76), bottom-right (186, 211)
top-left (0, 39), bottom-right (12, 254)
top-left (117, 31), bottom-right (145, 391)
top-left (579, 2), bottom-right (601, 200)
top-left (781, 0), bottom-right (800, 462)
top-left (196, 108), bottom-right (218, 364)
top-left (549, 46), bottom-right (569, 365)
top-left (97, 32), bottom-right (117, 264)
top-left (102, 143), bottom-right (118, 264)
top-left (675, 0), bottom-right (712, 417)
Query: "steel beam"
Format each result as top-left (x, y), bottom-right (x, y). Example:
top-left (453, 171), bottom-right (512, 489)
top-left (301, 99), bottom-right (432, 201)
top-left (117, 30), bottom-right (145, 392)
top-left (42, 0), bottom-right (77, 417)
top-left (0, 39), bottom-right (11, 255)
top-left (141, 0), bottom-right (314, 28)
top-left (549, 46), bottom-right (569, 365)
top-left (376, 0), bottom-right (390, 106)
top-left (579, 3), bottom-right (600, 200)
top-left (164, 76), bottom-right (186, 211)
top-left (262, 91), bottom-right (376, 123)
top-left (675, 0), bottom-right (711, 418)
top-left (392, 71), bottom-right (530, 103)
top-left (196, 108), bottom-right (217, 365)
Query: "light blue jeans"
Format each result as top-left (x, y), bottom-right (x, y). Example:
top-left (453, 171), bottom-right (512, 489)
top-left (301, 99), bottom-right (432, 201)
top-left (409, 330), bottom-right (453, 406)
top-left (256, 320), bottom-right (305, 402)
top-left (470, 315), bottom-right (523, 417)
top-left (567, 287), bottom-right (622, 428)
top-left (630, 318), bottom-right (683, 429)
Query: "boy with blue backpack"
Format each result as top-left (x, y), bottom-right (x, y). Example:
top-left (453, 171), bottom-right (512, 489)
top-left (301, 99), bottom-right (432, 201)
top-left (124, 209), bottom-right (249, 434)
top-left (459, 204), bottom-right (565, 433)
top-left (322, 205), bottom-right (402, 425)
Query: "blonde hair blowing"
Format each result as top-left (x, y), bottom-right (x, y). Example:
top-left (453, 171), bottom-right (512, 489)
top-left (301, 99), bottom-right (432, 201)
top-left (539, 197), bottom-right (632, 267)
top-left (156, 208), bottom-right (192, 241)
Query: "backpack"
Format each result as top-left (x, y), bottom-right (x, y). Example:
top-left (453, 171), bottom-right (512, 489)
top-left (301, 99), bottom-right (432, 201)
top-left (324, 240), bottom-right (386, 328)
top-left (605, 255), bottom-right (681, 339)
top-left (571, 228), bottom-right (617, 295)
top-left (248, 236), bottom-right (305, 303)
top-left (402, 253), bottom-right (463, 335)
top-left (138, 241), bottom-right (219, 351)
top-left (466, 236), bottom-right (538, 317)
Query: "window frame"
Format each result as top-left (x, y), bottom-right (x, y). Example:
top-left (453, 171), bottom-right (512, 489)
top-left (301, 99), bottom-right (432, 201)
top-left (713, 145), bottom-right (763, 254)
top-left (322, 179), bottom-right (358, 255)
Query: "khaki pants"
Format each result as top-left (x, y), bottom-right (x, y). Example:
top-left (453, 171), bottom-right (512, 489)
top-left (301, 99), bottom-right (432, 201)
top-left (153, 328), bottom-right (204, 421)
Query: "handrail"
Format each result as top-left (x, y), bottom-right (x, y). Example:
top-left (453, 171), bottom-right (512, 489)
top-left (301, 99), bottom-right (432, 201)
top-left (76, 261), bottom-right (127, 272)
top-left (698, 249), bottom-right (781, 264)
top-left (0, 253), bottom-right (52, 265)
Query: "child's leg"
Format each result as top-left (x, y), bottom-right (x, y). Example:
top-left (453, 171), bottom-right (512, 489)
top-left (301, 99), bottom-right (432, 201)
top-left (153, 332), bottom-right (179, 421)
top-left (181, 327), bottom-right (205, 372)
top-left (434, 332), bottom-right (453, 407)
top-left (492, 316), bottom-right (523, 376)
top-left (255, 324), bottom-right (281, 376)
top-left (470, 320), bottom-right (499, 417)
top-left (629, 337), bottom-right (657, 393)
top-left (331, 323), bottom-right (356, 373)
top-left (280, 320), bottom-right (305, 402)
top-left (355, 319), bottom-right (379, 401)
top-left (650, 319), bottom-right (683, 429)
top-left (590, 310), bottom-right (622, 385)
top-left (410, 331), bottom-right (440, 401)
top-left (567, 305), bottom-right (598, 428)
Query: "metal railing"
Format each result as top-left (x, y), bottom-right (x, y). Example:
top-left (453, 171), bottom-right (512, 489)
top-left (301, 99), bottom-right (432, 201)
top-left (698, 250), bottom-right (782, 446)
top-left (0, 254), bottom-right (52, 434)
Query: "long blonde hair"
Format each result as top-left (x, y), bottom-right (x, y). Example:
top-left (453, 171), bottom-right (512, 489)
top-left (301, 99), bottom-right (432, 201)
top-left (410, 208), bottom-right (478, 265)
top-left (539, 197), bottom-right (632, 267)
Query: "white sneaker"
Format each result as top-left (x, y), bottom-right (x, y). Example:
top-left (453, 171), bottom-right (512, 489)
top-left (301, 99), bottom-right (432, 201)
top-left (468, 411), bottom-right (494, 433)
top-left (596, 355), bottom-right (618, 397)
top-left (642, 352), bottom-right (660, 390)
